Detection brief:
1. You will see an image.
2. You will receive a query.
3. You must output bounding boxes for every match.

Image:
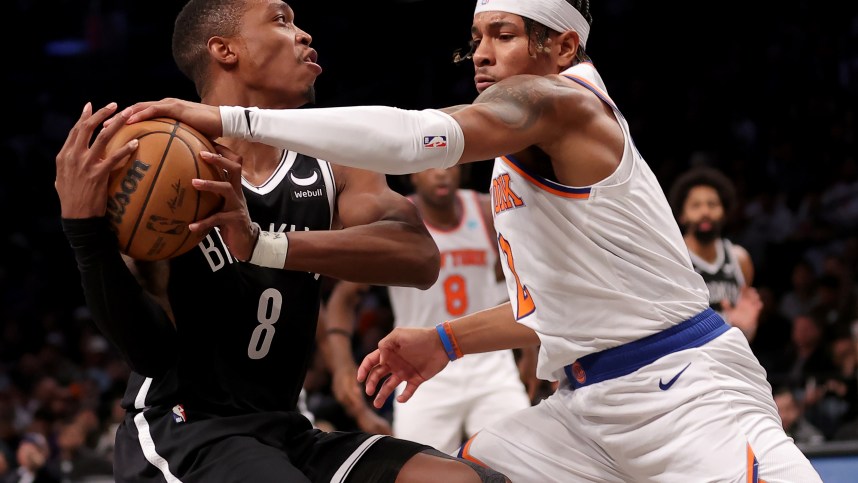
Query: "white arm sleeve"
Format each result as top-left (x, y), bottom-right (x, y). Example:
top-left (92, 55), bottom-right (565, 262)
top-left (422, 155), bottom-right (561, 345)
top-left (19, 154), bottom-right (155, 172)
top-left (220, 105), bottom-right (464, 175)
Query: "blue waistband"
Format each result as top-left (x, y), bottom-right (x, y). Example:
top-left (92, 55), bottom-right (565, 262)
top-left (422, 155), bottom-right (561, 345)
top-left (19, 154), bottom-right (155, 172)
top-left (564, 308), bottom-right (728, 389)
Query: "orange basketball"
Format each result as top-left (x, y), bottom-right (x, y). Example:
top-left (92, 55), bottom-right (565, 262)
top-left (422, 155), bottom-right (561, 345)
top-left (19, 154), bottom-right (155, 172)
top-left (105, 117), bottom-right (225, 261)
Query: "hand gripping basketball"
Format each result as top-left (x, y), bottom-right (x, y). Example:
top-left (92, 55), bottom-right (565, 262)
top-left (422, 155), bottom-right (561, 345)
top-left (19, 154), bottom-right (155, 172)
top-left (123, 98), bottom-right (224, 140)
top-left (104, 117), bottom-right (225, 260)
top-left (187, 148), bottom-right (259, 263)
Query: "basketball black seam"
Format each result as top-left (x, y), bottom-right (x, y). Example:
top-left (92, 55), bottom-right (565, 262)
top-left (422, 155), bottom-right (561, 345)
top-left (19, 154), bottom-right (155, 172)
top-left (163, 135), bottom-right (204, 259)
top-left (125, 121), bottom-right (182, 255)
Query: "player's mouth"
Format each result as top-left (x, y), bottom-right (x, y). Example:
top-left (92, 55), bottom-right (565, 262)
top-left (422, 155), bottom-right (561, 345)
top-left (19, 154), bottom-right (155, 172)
top-left (474, 74), bottom-right (496, 92)
top-left (434, 184), bottom-right (451, 197)
top-left (302, 49), bottom-right (322, 75)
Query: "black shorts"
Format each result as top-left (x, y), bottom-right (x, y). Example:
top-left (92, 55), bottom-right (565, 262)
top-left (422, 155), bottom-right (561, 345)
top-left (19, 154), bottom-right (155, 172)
top-left (114, 405), bottom-right (431, 483)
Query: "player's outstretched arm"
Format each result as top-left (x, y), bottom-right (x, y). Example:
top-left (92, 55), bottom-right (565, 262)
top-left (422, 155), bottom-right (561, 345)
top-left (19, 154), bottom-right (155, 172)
top-left (357, 302), bottom-right (541, 408)
top-left (123, 75), bottom-right (575, 176)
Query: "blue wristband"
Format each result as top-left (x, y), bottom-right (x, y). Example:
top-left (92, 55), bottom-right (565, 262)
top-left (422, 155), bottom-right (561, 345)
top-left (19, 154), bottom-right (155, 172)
top-left (435, 323), bottom-right (458, 361)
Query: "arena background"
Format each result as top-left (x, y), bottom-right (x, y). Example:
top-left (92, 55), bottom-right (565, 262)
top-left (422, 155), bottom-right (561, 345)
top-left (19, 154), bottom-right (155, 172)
top-left (2, 0), bottom-right (857, 481)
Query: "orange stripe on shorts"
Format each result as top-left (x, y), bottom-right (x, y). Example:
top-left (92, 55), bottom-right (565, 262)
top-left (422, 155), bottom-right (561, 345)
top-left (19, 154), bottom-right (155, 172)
top-left (459, 434), bottom-right (489, 468)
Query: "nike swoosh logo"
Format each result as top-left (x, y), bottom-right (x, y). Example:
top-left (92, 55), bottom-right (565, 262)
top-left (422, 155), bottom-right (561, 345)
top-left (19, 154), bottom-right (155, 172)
top-left (658, 362), bottom-right (691, 391)
top-left (244, 109), bottom-right (254, 137)
top-left (289, 171), bottom-right (319, 187)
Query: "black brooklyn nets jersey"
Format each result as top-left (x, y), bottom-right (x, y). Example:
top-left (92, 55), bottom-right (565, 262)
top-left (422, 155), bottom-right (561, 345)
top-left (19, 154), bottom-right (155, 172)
top-left (125, 152), bottom-right (335, 416)
top-left (688, 238), bottom-right (745, 313)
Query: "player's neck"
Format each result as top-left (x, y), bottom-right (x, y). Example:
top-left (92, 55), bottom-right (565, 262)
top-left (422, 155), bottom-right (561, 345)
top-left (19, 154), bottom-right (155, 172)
top-left (202, 87), bottom-right (305, 110)
top-left (416, 195), bottom-right (462, 230)
top-left (223, 140), bottom-right (284, 186)
top-left (685, 235), bottom-right (719, 263)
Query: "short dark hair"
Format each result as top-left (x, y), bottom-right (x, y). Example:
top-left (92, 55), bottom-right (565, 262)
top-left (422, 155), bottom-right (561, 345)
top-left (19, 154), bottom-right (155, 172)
top-left (172, 0), bottom-right (249, 97)
top-left (668, 166), bottom-right (737, 220)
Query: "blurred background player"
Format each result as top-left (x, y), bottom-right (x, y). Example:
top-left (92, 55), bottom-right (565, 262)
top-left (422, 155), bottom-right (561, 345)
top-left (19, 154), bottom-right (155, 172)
top-left (669, 165), bottom-right (763, 341)
top-left (325, 166), bottom-right (537, 454)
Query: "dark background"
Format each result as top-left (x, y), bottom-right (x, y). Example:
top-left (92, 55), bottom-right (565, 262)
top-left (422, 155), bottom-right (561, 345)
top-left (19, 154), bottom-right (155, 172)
top-left (2, 0), bottom-right (858, 479)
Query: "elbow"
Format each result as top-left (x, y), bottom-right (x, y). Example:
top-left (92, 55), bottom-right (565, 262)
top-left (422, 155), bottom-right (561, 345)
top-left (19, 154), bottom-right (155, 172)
top-left (412, 241), bottom-right (440, 290)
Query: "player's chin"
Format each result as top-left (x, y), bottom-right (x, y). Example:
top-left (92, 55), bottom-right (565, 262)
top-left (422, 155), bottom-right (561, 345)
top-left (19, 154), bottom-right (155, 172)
top-left (475, 81), bottom-right (495, 93)
top-left (303, 85), bottom-right (317, 105)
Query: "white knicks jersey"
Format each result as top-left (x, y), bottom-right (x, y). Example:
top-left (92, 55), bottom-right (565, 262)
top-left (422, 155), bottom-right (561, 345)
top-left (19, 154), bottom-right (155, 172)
top-left (389, 189), bottom-right (505, 330)
top-left (490, 63), bottom-right (710, 382)
top-left (388, 190), bottom-right (517, 374)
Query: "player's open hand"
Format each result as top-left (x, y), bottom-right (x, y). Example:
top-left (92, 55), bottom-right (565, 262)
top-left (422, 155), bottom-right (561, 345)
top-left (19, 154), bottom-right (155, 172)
top-left (722, 286), bottom-right (762, 342)
top-left (122, 98), bottom-right (223, 140)
top-left (357, 327), bottom-right (449, 408)
top-left (55, 102), bottom-right (139, 218)
top-left (188, 147), bottom-right (256, 261)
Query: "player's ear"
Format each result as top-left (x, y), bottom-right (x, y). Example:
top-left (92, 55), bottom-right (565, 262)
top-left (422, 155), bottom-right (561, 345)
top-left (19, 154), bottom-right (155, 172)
top-left (556, 30), bottom-right (580, 68)
top-left (208, 36), bottom-right (238, 66)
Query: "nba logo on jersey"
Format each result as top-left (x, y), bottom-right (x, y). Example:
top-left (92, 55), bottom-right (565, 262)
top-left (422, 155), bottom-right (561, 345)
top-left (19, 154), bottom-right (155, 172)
top-left (423, 136), bottom-right (447, 148)
top-left (172, 404), bottom-right (187, 423)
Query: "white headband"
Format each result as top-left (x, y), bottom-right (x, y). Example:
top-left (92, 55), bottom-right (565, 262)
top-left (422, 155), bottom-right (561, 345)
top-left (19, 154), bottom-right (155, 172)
top-left (474, 0), bottom-right (590, 48)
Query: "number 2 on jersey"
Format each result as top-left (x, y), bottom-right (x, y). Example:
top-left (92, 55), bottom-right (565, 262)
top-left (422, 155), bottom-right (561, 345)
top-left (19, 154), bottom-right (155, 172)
top-left (498, 233), bottom-right (536, 319)
top-left (248, 288), bottom-right (283, 359)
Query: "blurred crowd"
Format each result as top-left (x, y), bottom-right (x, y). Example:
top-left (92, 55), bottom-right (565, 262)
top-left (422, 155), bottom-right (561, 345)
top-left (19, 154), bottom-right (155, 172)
top-left (2, 0), bottom-right (857, 480)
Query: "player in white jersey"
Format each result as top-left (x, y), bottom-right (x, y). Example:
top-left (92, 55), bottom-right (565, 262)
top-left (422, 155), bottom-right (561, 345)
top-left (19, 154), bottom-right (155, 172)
top-left (669, 166), bottom-right (763, 341)
top-left (323, 167), bottom-right (533, 453)
top-left (123, 0), bottom-right (823, 480)
top-left (388, 166), bottom-right (532, 454)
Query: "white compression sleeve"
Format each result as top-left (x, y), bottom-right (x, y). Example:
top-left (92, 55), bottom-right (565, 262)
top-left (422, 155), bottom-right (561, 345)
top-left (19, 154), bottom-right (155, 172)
top-left (220, 105), bottom-right (464, 175)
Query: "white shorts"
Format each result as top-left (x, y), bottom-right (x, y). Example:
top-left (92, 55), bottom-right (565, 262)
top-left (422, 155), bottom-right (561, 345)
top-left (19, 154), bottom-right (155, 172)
top-left (393, 350), bottom-right (531, 455)
top-left (460, 328), bottom-right (822, 482)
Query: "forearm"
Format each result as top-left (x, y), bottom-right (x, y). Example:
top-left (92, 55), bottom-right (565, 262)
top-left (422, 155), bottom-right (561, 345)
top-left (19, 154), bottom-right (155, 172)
top-left (62, 217), bottom-right (177, 376)
top-left (285, 221), bottom-right (440, 289)
top-left (447, 302), bottom-right (540, 355)
top-left (221, 106), bottom-right (464, 174)
top-left (320, 291), bottom-right (359, 372)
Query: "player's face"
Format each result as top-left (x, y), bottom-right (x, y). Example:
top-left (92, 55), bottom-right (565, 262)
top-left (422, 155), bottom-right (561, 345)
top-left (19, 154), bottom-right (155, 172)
top-left (680, 185), bottom-right (724, 243)
top-left (470, 12), bottom-right (558, 93)
top-left (236, 1), bottom-right (322, 107)
top-left (411, 167), bottom-right (462, 208)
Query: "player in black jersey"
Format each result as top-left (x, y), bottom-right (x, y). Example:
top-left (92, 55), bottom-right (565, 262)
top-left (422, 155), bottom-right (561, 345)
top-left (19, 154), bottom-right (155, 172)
top-left (669, 165), bottom-right (763, 342)
top-left (55, 0), bottom-right (510, 482)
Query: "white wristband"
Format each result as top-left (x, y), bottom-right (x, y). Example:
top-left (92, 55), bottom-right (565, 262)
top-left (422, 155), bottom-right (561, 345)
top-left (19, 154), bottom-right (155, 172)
top-left (248, 231), bottom-right (289, 269)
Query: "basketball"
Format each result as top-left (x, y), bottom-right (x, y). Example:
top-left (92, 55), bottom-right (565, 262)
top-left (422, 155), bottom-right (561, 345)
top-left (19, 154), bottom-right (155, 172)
top-left (105, 117), bottom-right (225, 261)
